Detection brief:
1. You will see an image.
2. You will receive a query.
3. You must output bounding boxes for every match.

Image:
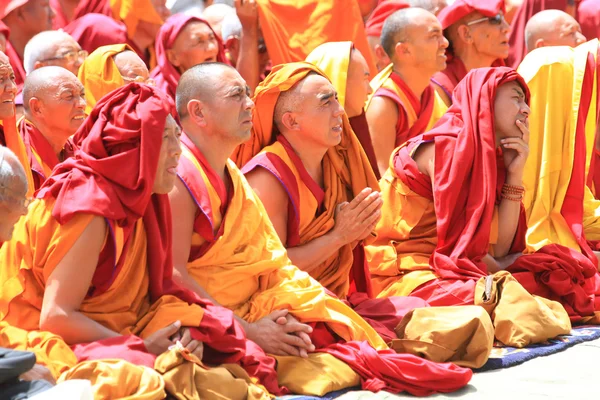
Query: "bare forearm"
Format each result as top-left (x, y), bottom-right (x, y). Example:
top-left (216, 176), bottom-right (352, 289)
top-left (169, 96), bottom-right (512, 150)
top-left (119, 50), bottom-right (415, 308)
top-left (237, 25), bottom-right (259, 92)
top-left (494, 173), bottom-right (523, 257)
top-left (286, 233), bottom-right (344, 273)
top-left (40, 310), bottom-right (120, 345)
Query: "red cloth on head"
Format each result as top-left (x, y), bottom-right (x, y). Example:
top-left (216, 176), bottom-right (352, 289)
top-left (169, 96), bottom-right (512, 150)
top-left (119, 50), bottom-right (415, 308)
top-left (364, 0), bottom-right (409, 37)
top-left (35, 83), bottom-right (284, 395)
top-left (72, 0), bottom-right (112, 20)
top-left (578, 0), bottom-right (600, 45)
top-left (506, 0), bottom-right (573, 69)
top-left (397, 67), bottom-right (529, 281)
top-left (0, 0), bottom-right (28, 19)
top-left (19, 118), bottom-right (60, 191)
top-left (438, 0), bottom-right (505, 30)
top-left (150, 14), bottom-right (227, 100)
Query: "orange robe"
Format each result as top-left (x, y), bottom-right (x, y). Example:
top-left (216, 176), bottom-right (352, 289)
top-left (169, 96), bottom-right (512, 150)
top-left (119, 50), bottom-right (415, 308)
top-left (0, 116), bottom-right (35, 196)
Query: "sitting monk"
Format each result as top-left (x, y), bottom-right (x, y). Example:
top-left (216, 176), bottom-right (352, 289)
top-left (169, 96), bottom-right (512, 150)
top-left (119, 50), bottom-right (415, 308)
top-left (23, 30), bottom-right (86, 77)
top-left (523, 9), bottom-right (586, 55)
top-left (367, 66), bottom-right (530, 302)
top-left (432, 0), bottom-right (509, 106)
top-left (151, 14), bottom-right (227, 100)
top-left (0, 82), bottom-right (287, 397)
top-left (169, 62), bottom-right (472, 396)
top-left (20, 66), bottom-right (86, 189)
top-left (306, 42), bottom-right (379, 178)
top-left (0, 0), bottom-right (55, 86)
top-left (78, 44), bottom-right (152, 114)
top-left (364, 0), bottom-right (409, 72)
top-left (365, 8), bottom-right (449, 177)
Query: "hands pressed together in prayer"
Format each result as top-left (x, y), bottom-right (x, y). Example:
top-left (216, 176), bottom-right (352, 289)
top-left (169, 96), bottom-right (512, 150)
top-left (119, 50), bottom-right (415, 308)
top-left (330, 187), bottom-right (383, 247)
top-left (143, 320), bottom-right (204, 360)
top-left (501, 119), bottom-right (530, 180)
top-left (245, 309), bottom-right (315, 358)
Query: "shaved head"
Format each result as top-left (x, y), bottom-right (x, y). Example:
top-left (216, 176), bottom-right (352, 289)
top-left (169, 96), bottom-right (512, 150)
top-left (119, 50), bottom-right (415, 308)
top-left (0, 146), bottom-right (29, 241)
top-left (380, 8), bottom-right (438, 58)
top-left (23, 66), bottom-right (81, 113)
top-left (176, 62), bottom-right (238, 118)
top-left (23, 30), bottom-right (81, 75)
top-left (273, 72), bottom-right (327, 133)
top-left (408, 0), bottom-right (448, 16)
top-left (0, 146), bottom-right (27, 197)
top-left (202, 3), bottom-right (235, 37)
top-left (525, 10), bottom-right (585, 53)
top-left (113, 50), bottom-right (149, 81)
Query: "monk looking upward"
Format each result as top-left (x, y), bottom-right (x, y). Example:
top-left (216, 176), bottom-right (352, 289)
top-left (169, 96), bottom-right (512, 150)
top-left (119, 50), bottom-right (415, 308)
top-left (365, 8), bottom-right (449, 177)
top-left (523, 10), bottom-right (586, 54)
top-left (20, 67), bottom-right (86, 189)
top-left (432, 0), bottom-right (509, 106)
top-left (169, 62), bottom-right (472, 396)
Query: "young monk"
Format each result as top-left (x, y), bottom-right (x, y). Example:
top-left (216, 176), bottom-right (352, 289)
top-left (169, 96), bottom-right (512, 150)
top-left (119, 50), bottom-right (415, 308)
top-left (523, 9), bottom-right (586, 54)
top-left (366, 8), bottom-right (449, 177)
top-left (20, 67), bottom-right (86, 189)
top-left (1, 0), bottom-right (55, 86)
top-left (0, 82), bottom-right (286, 397)
top-left (432, 0), bottom-right (509, 106)
top-left (169, 62), bottom-right (472, 396)
top-left (364, 0), bottom-right (409, 72)
top-left (151, 14), bottom-right (227, 100)
top-left (78, 44), bottom-right (152, 114)
top-left (306, 42), bottom-right (379, 178)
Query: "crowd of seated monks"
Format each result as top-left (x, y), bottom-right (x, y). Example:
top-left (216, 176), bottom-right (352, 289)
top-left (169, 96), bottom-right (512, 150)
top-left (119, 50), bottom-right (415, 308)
top-left (1, 0), bottom-right (600, 398)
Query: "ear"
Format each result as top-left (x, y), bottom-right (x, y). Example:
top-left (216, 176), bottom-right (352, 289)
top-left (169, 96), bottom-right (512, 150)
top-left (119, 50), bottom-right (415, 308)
top-left (166, 49), bottom-right (179, 67)
top-left (374, 44), bottom-right (390, 65)
top-left (393, 41), bottom-right (409, 59)
top-left (534, 38), bottom-right (545, 49)
top-left (457, 25), bottom-right (472, 44)
top-left (187, 99), bottom-right (207, 127)
top-left (28, 97), bottom-right (42, 117)
top-left (280, 111), bottom-right (298, 131)
top-left (225, 37), bottom-right (240, 53)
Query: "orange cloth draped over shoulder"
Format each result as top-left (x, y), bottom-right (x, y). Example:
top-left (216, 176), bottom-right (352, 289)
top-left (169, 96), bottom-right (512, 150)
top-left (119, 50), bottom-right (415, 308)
top-left (367, 67), bottom-right (528, 304)
top-left (77, 43), bottom-right (131, 114)
top-left (0, 115), bottom-right (35, 197)
top-left (0, 83), bottom-right (283, 396)
top-left (366, 64), bottom-right (448, 149)
top-left (256, 0), bottom-right (377, 76)
top-left (432, 0), bottom-right (506, 104)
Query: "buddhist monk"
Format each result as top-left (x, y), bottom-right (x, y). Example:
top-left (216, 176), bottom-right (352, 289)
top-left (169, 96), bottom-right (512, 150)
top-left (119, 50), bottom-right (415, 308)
top-left (21, 67), bottom-right (86, 189)
top-left (1, 0), bottom-right (54, 86)
top-left (306, 42), bottom-right (379, 177)
top-left (524, 10), bottom-right (586, 53)
top-left (367, 66), bottom-right (531, 303)
top-left (0, 82), bottom-right (287, 397)
top-left (578, 0), bottom-right (600, 43)
top-left (364, 0), bottom-right (409, 72)
top-left (78, 44), bottom-right (152, 114)
top-left (22, 30), bottom-right (86, 76)
top-left (151, 14), bottom-right (227, 100)
top-left (169, 62), bottom-right (472, 396)
top-left (432, 0), bottom-right (509, 106)
top-left (365, 8), bottom-right (449, 177)
top-left (408, 0), bottom-right (448, 15)
top-left (202, 3), bottom-right (235, 38)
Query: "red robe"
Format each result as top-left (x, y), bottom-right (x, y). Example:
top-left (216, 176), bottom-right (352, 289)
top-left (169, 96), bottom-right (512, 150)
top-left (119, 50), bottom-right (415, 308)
top-left (364, 0), bottom-right (409, 38)
top-left (578, 0), bottom-right (600, 48)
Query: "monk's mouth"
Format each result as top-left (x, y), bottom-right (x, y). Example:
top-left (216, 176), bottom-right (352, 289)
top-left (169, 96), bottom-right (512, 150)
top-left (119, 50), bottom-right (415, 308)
top-left (1, 99), bottom-right (13, 104)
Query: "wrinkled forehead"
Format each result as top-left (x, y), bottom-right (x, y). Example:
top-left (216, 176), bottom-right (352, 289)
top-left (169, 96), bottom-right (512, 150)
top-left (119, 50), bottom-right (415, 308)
top-left (297, 74), bottom-right (335, 97)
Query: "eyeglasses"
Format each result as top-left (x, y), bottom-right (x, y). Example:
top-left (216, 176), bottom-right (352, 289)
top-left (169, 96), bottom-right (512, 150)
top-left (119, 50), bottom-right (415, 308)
top-left (41, 50), bottom-right (89, 64)
top-left (122, 75), bottom-right (156, 86)
top-left (466, 13), bottom-right (506, 26)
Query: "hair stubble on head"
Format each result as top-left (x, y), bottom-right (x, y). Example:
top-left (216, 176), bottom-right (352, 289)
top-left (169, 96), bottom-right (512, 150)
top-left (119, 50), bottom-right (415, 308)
top-left (0, 146), bottom-right (27, 202)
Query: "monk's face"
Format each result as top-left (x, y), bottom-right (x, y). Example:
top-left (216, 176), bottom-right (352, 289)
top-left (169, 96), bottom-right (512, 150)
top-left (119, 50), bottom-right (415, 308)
top-left (543, 14), bottom-right (586, 49)
top-left (0, 53), bottom-right (17, 120)
top-left (114, 51), bottom-right (153, 85)
top-left (21, 0), bottom-right (55, 32)
top-left (291, 74), bottom-right (345, 148)
top-left (30, 73), bottom-right (86, 139)
top-left (38, 37), bottom-right (86, 77)
top-left (463, 11), bottom-right (510, 59)
top-left (167, 22), bottom-right (219, 74)
top-left (403, 11), bottom-right (448, 74)
top-left (494, 81), bottom-right (530, 140)
top-left (153, 115), bottom-right (182, 194)
top-left (345, 50), bottom-right (372, 118)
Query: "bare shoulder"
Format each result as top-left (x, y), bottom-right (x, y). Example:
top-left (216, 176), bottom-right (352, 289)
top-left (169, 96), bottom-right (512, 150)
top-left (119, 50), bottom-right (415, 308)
top-left (366, 95), bottom-right (399, 120)
top-left (412, 141), bottom-right (435, 178)
top-left (168, 177), bottom-right (196, 215)
top-left (245, 167), bottom-right (289, 211)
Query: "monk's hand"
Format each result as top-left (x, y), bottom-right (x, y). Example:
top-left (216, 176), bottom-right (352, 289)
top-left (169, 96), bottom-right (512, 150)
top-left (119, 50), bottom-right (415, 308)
top-left (331, 188), bottom-right (383, 246)
top-left (20, 364), bottom-right (56, 385)
top-left (246, 310), bottom-right (314, 357)
top-left (501, 119), bottom-right (530, 178)
top-left (172, 327), bottom-right (204, 361)
top-left (276, 313), bottom-right (315, 358)
top-left (144, 320), bottom-right (182, 356)
top-left (235, 0), bottom-right (259, 27)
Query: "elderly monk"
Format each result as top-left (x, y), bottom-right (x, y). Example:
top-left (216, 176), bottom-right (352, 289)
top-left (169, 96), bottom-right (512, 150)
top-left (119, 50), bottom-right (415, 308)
top-left (365, 8), bottom-right (449, 177)
top-left (578, 0), bottom-right (600, 43)
top-left (0, 82), bottom-right (287, 397)
top-left (524, 10), bottom-right (586, 54)
top-left (364, 0), bottom-right (409, 72)
top-left (306, 42), bottom-right (378, 178)
top-left (432, 0), bottom-right (509, 106)
top-left (78, 44), bottom-right (151, 114)
top-left (408, 0), bottom-right (448, 15)
top-left (507, 0), bottom-right (579, 69)
top-left (1, 0), bottom-right (54, 87)
top-left (202, 2), bottom-right (235, 38)
top-left (169, 62), bottom-right (472, 396)
top-left (514, 40), bottom-right (600, 322)
top-left (151, 14), bottom-right (227, 100)
top-left (20, 67), bottom-right (85, 190)
top-left (22, 30), bottom-right (86, 76)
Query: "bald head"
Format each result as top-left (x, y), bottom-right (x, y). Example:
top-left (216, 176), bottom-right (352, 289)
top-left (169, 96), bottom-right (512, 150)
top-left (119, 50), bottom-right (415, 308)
top-left (113, 50), bottom-right (150, 82)
top-left (408, 0), bottom-right (448, 16)
top-left (525, 10), bottom-right (586, 53)
top-left (202, 4), bottom-right (235, 38)
top-left (0, 146), bottom-right (27, 196)
top-left (23, 30), bottom-right (83, 75)
top-left (380, 7), bottom-right (439, 59)
top-left (273, 72), bottom-right (327, 133)
top-left (23, 66), bottom-right (81, 113)
top-left (176, 62), bottom-right (238, 118)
